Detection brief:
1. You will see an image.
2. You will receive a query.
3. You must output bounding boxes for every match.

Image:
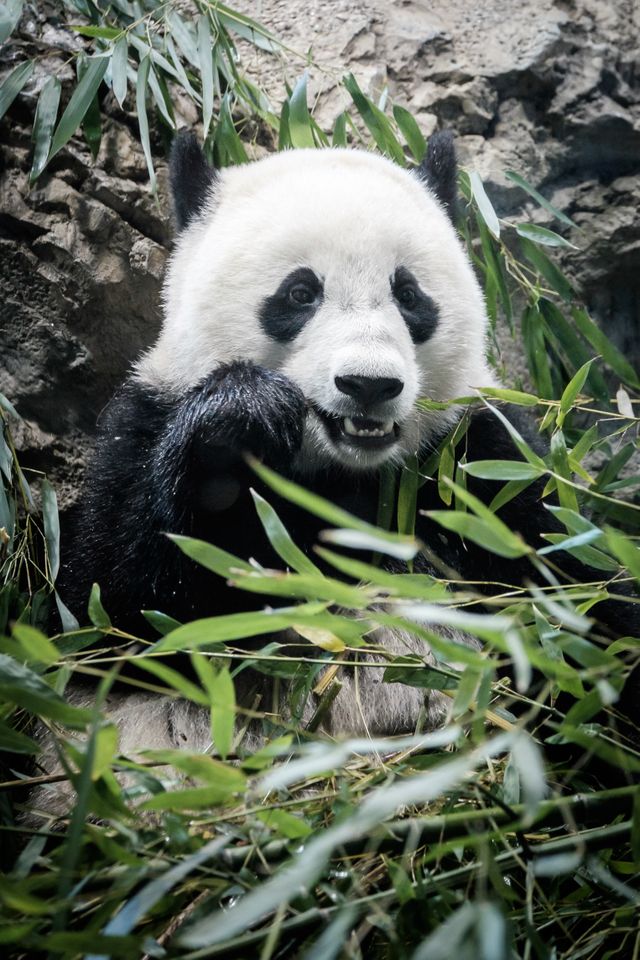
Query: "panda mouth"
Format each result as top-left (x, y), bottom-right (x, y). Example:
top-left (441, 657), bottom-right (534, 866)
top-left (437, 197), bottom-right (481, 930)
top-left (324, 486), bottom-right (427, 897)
top-left (313, 407), bottom-right (399, 449)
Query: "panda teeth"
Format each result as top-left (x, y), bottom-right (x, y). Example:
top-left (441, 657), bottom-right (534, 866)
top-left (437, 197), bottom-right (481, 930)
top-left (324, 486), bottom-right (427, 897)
top-left (343, 417), bottom-right (394, 438)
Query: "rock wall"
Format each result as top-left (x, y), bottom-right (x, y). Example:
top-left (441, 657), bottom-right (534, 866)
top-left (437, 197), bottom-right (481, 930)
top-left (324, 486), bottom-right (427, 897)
top-left (0, 0), bottom-right (638, 511)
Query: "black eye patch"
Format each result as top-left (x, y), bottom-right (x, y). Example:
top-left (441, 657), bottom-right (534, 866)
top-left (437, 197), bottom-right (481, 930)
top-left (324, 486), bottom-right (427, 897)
top-left (259, 267), bottom-right (324, 342)
top-left (391, 267), bottom-right (439, 344)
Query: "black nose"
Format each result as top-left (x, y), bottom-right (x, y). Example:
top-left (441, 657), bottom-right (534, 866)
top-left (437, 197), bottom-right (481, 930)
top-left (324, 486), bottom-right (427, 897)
top-left (334, 375), bottom-right (404, 406)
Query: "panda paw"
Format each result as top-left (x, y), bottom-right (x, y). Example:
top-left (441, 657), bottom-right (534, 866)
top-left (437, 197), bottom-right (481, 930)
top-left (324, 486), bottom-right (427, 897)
top-left (193, 360), bottom-right (307, 467)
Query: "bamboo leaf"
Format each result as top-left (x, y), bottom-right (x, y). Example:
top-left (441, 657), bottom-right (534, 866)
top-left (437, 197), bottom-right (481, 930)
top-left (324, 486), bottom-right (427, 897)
top-left (49, 56), bottom-right (107, 160)
top-left (343, 73), bottom-right (405, 165)
top-left (88, 582), bottom-right (111, 630)
top-left (168, 533), bottom-right (252, 578)
top-left (250, 489), bottom-right (322, 575)
top-left (0, 0), bottom-right (22, 45)
top-left (332, 111), bottom-right (347, 147)
top-left (70, 24), bottom-right (120, 39)
top-left (483, 401), bottom-right (548, 470)
top-left (0, 653), bottom-right (92, 726)
top-left (397, 454), bottom-right (420, 539)
top-left (505, 170), bottom-right (577, 228)
top-left (135, 54), bottom-right (155, 190)
top-left (256, 808), bottom-right (312, 839)
top-left (217, 5), bottom-right (280, 53)
top-left (604, 527), bottom-right (640, 580)
top-left (476, 218), bottom-right (512, 326)
top-left (469, 172), bottom-right (500, 239)
top-left (571, 307), bottom-right (640, 389)
top-left (40, 477), bottom-right (60, 582)
top-left (12, 622), bottom-right (58, 666)
top-left (141, 784), bottom-right (242, 811)
top-left (210, 667), bottom-right (235, 759)
top-left (383, 657), bottom-right (459, 690)
top-left (0, 59), bottom-right (33, 122)
top-left (292, 622), bottom-right (345, 652)
top-left (164, 10), bottom-right (199, 68)
top-left (147, 64), bottom-right (175, 129)
top-left (539, 532), bottom-right (617, 572)
top-left (516, 223), bottom-right (577, 249)
top-left (557, 358), bottom-right (593, 426)
top-left (287, 71), bottom-right (315, 148)
top-left (166, 35), bottom-right (200, 103)
top-left (462, 460), bottom-right (544, 481)
top-left (521, 303), bottom-right (553, 399)
top-left (154, 605), bottom-right (364, 653)
top-left (519, 237), bottom-right (574, 302)
top-left (228, 569), bottom-right (374, 609)
top-left (392, 104), bottom-right (426, 161)
top-left (78, 55), bottom-right (102, 160)
top-left (319, 528), bottom-right (418, 561)
top-left (180, 733), bottom-right (512, 947)
top-left (29, 75), bottom-right (60, 183)
top-left (478, 387), bottom-right (539, 406)
top-left (153, 609), bottom-right (314, 653)
top-left (550, 430), bottom-right (579, 513)
top-left (214, 93), bottom-right (248, 165)
top-left (249, 457), bottom-right (419, 556)
top-left (426, 510), bottom-right (529, 558)
top-left (0, 719), bottom-right (38, 755)
top-left (197, 15), bottom-right (214, 138)
top-left (86, 836), bottom-right (228, 953)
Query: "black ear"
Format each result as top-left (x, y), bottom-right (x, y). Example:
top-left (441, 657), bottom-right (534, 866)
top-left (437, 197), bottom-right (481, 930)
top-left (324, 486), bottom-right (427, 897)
top-left (417, 130), bottom-right (457, 222)
top-left (169, 132), bottom-right (216, 231)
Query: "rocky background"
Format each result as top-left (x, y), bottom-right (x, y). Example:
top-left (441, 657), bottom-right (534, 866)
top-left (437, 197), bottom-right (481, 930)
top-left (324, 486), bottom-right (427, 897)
top-left (1, 0), bottom-right (639, 513)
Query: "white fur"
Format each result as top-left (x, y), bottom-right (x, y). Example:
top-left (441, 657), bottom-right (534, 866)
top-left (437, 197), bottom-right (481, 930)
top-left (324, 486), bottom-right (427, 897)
top-left (136, 148), bottom-right (496, 471)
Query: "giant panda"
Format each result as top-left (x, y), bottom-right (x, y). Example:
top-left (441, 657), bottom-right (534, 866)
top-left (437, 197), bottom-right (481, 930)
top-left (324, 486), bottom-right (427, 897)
top-left (57, 132), bottom-right (635, 747)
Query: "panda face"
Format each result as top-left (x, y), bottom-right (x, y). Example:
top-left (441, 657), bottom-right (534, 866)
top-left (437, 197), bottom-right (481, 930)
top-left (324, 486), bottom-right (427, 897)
top-left (137, 148), bottom-right (495, 472)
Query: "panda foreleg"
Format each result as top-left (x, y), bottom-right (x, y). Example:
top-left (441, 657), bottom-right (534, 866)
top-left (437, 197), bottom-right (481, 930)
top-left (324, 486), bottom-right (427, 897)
top-left (157, 360), bottom-right (306, 517)
top-left (61, 361), bottom-right (306, 627)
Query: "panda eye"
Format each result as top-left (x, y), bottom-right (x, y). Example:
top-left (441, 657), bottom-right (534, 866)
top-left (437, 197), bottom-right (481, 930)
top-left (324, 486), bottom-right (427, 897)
top-left (289, 284), bottom-right (317, 306)
top-left (395, 285), bottom-right (418, 309)
top-left (391, 267), bottom-right (440, 344)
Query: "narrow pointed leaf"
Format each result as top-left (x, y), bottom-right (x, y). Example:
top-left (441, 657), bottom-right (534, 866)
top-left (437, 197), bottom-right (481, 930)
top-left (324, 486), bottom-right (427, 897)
top-left (392, 104), bottom-right (426, 161)
top-left (29, 74), bottom-right (60, 182)
top-left (111, 35), bottom-right (128, 107)
top-left (0, 59), bottom-right (33, 121)
top-left (519, 237), bottom-right (574, 301)
top-left (0, 0), bottom-right (22, 45)
top-left (250, 488), bottom-right (321, 575)
top-left (49, 56), bottom-right (107, 159)
top-left (135, 54), bottom-right (155, 190)
top-left (469, 171), bottom-right (500, 238)
top-left (571, 307), bottom-right (640, 389)
top-left (557, 358), bottom-right (593, 426)
top-left (516, 223), bottom-right (577, 249)
top-left (332, 111), bottom-right (347, 147)
top-left (288, 71), bottom-right (315, 148)
top-left (197, 15), bottom-right (214, 138)
top-left (505, 170), bottom-right (577, 227)
top-left (210, 667), bottom-right (235, 759)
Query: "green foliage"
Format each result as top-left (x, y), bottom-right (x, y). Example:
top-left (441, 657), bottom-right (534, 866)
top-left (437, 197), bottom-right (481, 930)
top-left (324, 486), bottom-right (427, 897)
top-left (2, 4), bottom-right (640, 959)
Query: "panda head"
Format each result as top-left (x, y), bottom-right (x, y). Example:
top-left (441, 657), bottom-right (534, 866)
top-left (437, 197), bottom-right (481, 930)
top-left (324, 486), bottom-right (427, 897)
top-left (136, 134), bottom-right (495, 473)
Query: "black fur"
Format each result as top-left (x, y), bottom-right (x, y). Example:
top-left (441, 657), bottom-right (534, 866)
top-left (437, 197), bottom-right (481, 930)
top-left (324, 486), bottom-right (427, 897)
top-left (170, 132), bottom-right (216, 231)
top-left (60, 362), bottom-right (307, 631)
top-left (417, 130), bottom-right (458, 221)
top-left (259, 268), bottom-right (324, 342)
top-left (391, 267), bottom-right (440, 344)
